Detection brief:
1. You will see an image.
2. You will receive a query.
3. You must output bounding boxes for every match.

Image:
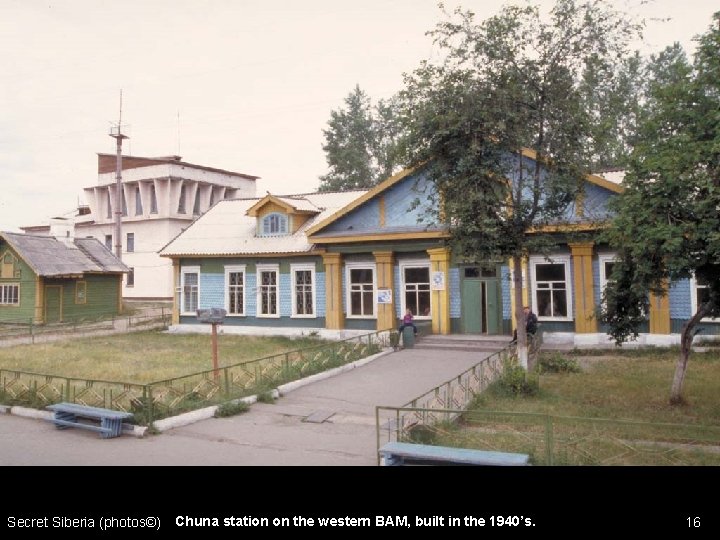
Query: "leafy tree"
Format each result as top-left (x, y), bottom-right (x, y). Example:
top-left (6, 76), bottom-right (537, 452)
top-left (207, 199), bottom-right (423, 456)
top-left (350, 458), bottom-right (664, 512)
top-left (319, 86), bottom-right (404, 191)
top-left (400, 0), bottom-right (639, 369)
top-left (602, 14), bottom-right (720, 404)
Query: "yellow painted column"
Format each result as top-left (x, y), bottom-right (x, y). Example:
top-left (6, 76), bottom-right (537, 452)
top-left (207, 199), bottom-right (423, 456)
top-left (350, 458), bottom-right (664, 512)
top-left (373, 251), bottom-right (395, 331)
top-left (34, 276), bottom-right (44, 324)
top-left (568, 242), bottom-right (597, 333)
top-left (508, 257), bottom-right (529, 331)
top-left (427, 247), bottom-right (451, 335)
top-left (172, 259), bottom-right (180, 325)
top-left (649, 281), bottom-right (671, 334)
top-left (322, 252), bottom-right (344, 330)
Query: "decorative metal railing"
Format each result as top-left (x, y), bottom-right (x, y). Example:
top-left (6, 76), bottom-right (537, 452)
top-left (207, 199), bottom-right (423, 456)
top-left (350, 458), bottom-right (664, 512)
top-left (376, 407), bottom-right (720, 466)
top-left (0, 330), bottom-right (388, 425)
top-left (0, 309), bottom-right (171, 345)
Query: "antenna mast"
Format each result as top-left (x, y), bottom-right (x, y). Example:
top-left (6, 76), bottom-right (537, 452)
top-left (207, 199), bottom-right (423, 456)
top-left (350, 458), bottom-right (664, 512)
top-left (109, 90), bottom-right (129, 260)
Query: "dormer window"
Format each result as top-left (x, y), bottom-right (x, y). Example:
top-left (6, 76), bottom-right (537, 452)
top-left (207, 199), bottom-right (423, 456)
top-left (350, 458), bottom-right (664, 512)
top-left (261, 213), bottom-right (288, 236)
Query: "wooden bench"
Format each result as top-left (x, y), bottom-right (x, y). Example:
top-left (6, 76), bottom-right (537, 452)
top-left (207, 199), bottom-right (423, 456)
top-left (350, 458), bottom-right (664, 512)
top-left (379, 442), bottom-right (530, 466)
top-left (46, 402), bottom-right (133, 439)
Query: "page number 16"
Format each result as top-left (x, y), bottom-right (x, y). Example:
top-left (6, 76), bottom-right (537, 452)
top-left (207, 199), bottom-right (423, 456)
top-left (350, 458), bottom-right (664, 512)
top-left (687, 517), bottom-right (700, 528)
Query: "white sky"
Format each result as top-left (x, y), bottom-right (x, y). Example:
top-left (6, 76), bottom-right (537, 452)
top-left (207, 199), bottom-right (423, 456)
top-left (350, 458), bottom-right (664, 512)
top-left (0, 0), bottom-right (717, 231)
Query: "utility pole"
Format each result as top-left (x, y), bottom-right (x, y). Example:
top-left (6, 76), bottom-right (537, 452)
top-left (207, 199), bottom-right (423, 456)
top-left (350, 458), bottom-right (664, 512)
top-left (110, 90), bottom-right (129, 260)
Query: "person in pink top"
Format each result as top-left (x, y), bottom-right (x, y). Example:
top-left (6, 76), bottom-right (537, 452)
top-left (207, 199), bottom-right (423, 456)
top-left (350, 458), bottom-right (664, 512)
top-left (398, 308), bottom-right (418, 335)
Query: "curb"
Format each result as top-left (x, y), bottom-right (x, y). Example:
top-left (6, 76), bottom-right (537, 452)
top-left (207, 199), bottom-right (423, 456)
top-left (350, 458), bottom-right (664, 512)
top-left (0, 348), bottom-right (392, 435)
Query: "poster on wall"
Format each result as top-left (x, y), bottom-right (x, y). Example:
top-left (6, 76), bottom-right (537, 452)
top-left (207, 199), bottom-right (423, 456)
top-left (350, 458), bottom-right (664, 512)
top-left (377, 288), bottom-right (392, 304)
top-left (431, 271), bottom-right (445, 290)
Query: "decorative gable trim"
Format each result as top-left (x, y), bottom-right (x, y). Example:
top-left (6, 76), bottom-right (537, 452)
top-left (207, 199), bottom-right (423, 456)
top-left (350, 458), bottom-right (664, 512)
top-left (305, 165), bottom-right (423, 236)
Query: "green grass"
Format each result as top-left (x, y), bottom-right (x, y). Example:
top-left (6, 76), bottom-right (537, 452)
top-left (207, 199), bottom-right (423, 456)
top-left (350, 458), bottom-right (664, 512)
top-left (473, 349), bottom-right (720, 425)
top-left (0, 331), bottom-right (326, 383)
top-left (420, 349), bottom-right (720, 465)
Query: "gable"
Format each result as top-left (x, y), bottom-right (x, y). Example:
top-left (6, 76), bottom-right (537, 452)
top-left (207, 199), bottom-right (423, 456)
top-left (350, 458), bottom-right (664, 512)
top-left (310, 169), bottom-right (439, 238)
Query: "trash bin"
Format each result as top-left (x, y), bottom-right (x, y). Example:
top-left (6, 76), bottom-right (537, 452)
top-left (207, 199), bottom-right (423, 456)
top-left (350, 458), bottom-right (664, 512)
top-left (401, 326), bottom-right (415, 348)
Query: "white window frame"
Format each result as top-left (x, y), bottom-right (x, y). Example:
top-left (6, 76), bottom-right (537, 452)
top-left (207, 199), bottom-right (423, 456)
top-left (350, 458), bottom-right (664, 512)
top-left (224, 265), bottom-right (246, 317)
top-left (598, 253), bottom-right (619, 307)
top-left (399, 260), bottom-right (432, 320)
top-left (0, 283), bottom-right (20, 306)
top-left (290, 263), bottom-right (316, 318)
top-left (180, 266), bottom-right (200, 316)
top-left (691, 275), bottom-right (718, 323)
top-left (256, 264), bottom-right (280, 318)
top-left (260, 213), bottom-right (289, 237)
top-left (529, 255), bottom-right (573, 322)
top-left (345, 262), bottom-right (376, 319)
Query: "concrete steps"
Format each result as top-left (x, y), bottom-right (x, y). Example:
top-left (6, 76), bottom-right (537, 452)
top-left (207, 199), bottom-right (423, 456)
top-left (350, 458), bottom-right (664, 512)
top-left (414, 334), bottom-right (511, 353)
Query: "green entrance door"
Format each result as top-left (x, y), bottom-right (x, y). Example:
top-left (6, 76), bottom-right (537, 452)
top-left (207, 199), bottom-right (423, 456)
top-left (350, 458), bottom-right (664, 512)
top-left (45, 285), bottom-right (63, 323)
top-left (461, 278), bottom-right (482, 334)
top-left (461, 267), bottom-right (501, 334)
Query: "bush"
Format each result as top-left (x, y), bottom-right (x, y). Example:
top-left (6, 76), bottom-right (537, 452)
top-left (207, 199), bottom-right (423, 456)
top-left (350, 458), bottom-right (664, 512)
top-left (256, 390), bottom-right (275, 404)
top-left (539, 353), bottom-right (581, 374)
top-left (214, 401), bottom-right (250, 418)
top-left (498, 363), bottom-right (539, 396)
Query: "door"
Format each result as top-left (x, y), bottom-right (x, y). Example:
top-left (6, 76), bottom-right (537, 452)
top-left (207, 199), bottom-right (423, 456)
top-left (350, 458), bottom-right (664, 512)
top-left (461, 278), bottom-right (482, 334)
top-left (45, 285), bottom-right (63, 323)
top-left (461, 266), bottom-right (501, 334)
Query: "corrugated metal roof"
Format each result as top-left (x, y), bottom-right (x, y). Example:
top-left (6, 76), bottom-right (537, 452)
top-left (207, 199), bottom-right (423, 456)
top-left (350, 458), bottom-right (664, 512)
top-left (0, 232), bottom-right (128, 276)
top-left (275, 196), bottom-right (320, 213)
top-left (160, 190), bottom-right (367, 256)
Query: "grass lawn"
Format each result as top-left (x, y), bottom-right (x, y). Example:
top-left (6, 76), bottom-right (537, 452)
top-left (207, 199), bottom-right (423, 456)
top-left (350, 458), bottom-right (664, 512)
top-left (474, 348), bottom-right (720, 425)
top-left (0, 331), bottom-right (327, 383)
top-left (421, 348), bottom-right (720, 465)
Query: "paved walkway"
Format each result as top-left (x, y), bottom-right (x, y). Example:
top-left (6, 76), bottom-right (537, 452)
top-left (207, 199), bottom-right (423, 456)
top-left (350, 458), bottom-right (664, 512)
top-left (0, 345), bottom-right (493, 466)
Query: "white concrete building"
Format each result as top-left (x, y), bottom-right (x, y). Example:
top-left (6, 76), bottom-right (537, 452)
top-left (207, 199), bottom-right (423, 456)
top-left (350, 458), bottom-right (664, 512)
top-left (23, 154), bottom-right (258, 301)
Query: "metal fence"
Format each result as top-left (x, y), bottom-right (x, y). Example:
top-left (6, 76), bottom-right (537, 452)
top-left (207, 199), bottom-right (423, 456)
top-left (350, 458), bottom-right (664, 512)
top-left (0, 309), bottom-right (171, 345)
top-left (376, 407), bottom-right (720, 465)
top-left (0, 330), bottom-right (388, 425)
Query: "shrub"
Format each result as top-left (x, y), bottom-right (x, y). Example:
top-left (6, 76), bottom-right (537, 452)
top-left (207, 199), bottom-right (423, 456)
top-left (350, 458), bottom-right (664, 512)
top-left (214, 401), bottom-right (250, 418)
top-left (498, 363), bottom-right (539, 396)
top-left (539, 353), bottom-right (581, 374)
top-left (256, 390), bottom-right (275, 404)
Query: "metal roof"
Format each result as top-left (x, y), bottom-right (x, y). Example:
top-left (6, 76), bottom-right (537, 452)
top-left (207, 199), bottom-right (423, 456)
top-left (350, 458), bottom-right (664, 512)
top-left (0, 232), bottom-right (128, 276)
top-left (159, 190), bottom-right (367, 256)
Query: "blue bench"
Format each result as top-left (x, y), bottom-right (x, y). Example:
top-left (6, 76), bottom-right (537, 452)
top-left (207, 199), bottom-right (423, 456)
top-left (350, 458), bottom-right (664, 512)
top-left (46, 402), bottom-right (133, 439)
top-left (379, 442), bottom-right (530, 466)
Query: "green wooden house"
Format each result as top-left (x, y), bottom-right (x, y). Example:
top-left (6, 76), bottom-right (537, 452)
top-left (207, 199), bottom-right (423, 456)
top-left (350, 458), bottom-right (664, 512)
top-left (0, 230), bottom-right (128, 324)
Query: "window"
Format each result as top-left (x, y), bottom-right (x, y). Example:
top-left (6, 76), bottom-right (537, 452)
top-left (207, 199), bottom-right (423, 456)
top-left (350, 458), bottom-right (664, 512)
top-left (401, 263), bottom-right (431, 318)
top-left (181, 267), bottom-right (200, 315)
top-left (691, 275), bottom-right (717, 322)
top-left (346, 264), bottom-right (375, 317)
top-left (530, 256), bottom-right (572, 320)
top-left (291, 264), bottom-right (315, 317)
top-left (224, 265), bottom-right (246, 316)
top-left (0, 284), bottom-right (19, 305)
top-left (257, 265), bottom-right (279, 317)
top-left (150, 185), bottom-right (158, 214)
top-left (104, 235), bottom-right (112, 251)
top-left (126, 233), bottom-right (134, 253)
top-left (75, 281), bottom-right (87, 304)
top-left (127, 267), bottom-right (135, 287)
top-left (135, 186), bottom-right (143, 215)
top-left (598, 255), bottom-right (617, 292)
top-left (598, 254), bottom-right (618, 308)
top-left (178, 185), bottom-right (187, 213)
top-left (260, 213), bottom-right (288, 236)
top-left (1, 253), bottom-right (15, 279)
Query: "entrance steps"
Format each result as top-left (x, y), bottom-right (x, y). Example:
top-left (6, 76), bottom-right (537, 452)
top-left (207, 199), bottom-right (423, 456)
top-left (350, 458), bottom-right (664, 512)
top-left (414, 334), bottom-right (511, 353)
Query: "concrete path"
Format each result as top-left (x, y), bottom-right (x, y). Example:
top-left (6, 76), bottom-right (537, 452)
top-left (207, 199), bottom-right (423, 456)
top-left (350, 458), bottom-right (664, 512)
top-left (0, 345), bottom-right (493, 466)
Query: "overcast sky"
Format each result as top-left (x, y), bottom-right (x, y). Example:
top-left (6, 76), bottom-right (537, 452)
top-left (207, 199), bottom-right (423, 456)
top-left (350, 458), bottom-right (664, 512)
top-left (0, 0), bottom-right (717, 232)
